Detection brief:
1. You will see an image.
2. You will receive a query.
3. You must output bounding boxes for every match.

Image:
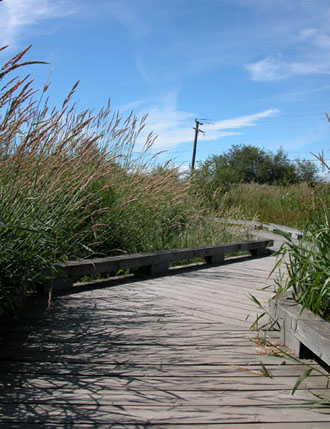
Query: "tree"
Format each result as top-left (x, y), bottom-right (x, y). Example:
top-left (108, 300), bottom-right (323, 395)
top-left (295, 159), bottom-right (319, 183)
top-left (193, 144), bottom-right (318, 196)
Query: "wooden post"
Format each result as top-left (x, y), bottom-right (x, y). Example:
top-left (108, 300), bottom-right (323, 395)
top-left (191, 119), bottom-right (203, 171)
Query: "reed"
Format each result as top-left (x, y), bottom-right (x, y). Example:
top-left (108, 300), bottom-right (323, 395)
top-left (272, 128), bottom-right (330, 321)
top-left (0, 46), bottom-right (245, 318)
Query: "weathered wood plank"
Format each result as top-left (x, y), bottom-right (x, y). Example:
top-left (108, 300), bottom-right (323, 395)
top-left (0, 387), bottom-right (326, 406)
top-left (271, 296), bottom-right (330, 367)
top-left (1, 374), bottom-right (327, 391)
top-left (1, 423), bottom-right (328, 429)
top-left (1, 424), bottom-right (329, 429)
top-left (0, 353), bottom-right (303, 366)
top-left (0, 362), bottom-right (316, 377)
top-left (57, 239), bottom-right (273, 276)
top-left (1, 323), bottom-right (262, 338)
top-left (1, 403), bottom-right (330, 424)
top-left (0, 333), bottom-right (272, 345)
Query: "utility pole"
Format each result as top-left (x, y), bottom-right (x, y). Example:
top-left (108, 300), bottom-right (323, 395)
top-left (191, 119), bottom-right (205, 172)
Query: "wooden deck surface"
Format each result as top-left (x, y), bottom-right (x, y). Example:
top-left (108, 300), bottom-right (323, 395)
top-left (0, 233), bottom-right (329, 427)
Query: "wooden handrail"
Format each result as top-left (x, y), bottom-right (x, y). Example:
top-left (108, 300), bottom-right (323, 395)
top-left (49, 239), bottom-right (274, 293)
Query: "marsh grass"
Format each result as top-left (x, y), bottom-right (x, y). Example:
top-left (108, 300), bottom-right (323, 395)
top-left (271, 129), bottom-right (330, 322)
top-left (222, 181), bottom-right (330, 229)
top-left (0, 46), bottom-right (246, 318)
top-left (249, 135), bottom-right (330, 401)
top-left (273, 218), bottom-right (330, 321)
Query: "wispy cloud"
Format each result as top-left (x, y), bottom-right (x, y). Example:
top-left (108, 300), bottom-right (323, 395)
top-left (0, 0), bottom-right (78, 46)
top-left (119, 97), bottom-right (151, 113)
top-left (246, 25), bottom-right (330, 81)
top-left (136, 93), bottom-right (279, 149)
top-left (296, 28), bottom-right (330, 48)
top-left (258, 84), bottom-right (330, 105)
top-left (105, 0), bottom-right (150, 40)
top-left (208, 110), bottom-right (279, 131)
top-left (245, 56), bottom-right (328, 81)
top-left (136, 92), bottom-right (195, 148)
top-left (101, 1), bottom-right (330, 86)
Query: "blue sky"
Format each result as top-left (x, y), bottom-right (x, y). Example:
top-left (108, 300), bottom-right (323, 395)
top-left (1, 0), bottom-right (330, 170)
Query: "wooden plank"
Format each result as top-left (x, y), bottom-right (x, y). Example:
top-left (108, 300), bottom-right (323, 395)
top-left (1, 374), bottom-right (327, 391)
top-left (1, 404), bottom-right (330, 425)
top-left (2, 331), bottom-right (279, 345)
top-left (49, 287), bottom-right (265, 312)
top-left (0, 362), bottom-right (317, 377)
top-left (1, 423), bottom-right (328, 429)
top-left (57, 240), bottom-right (273, 275)
top-left (0, 338), bottom-right (266, 348)
top-left (272, 297), bottom-right (330, 367)
top-left (0, 330), bottom-right (271, 342)
top-left (2, 424), bottom-right (329, 429)
top-left (62, 244), bottom-right (230, 276)
top-left (0, 341), bottom-right (286, 357)
top-left (2, 323), bottom-right (260, 338)
top-left (0, 387), bottom-right (327, 406)
top-left (0, 353), bottom-right (300, 366)
top-left (143, 285), bottom-right (263, 314)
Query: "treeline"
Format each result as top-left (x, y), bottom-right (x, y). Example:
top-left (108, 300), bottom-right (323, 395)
top-left (191, 144), bottom-right (328, 227)
top-left (193, 144), bottom-right (319, 197)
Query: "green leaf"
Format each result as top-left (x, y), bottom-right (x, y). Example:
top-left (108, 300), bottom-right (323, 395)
top-left (249, 293), bottom-right (261, 307)
top-left (260, 362), bottom-right (273, 378)
top-left (291, 368), bottom-right (313, 395)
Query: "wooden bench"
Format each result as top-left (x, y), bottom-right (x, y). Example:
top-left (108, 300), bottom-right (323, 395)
top-left (50, 239), bottom-right (273, 292)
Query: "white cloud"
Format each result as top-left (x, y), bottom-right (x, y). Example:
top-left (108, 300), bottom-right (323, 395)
top-left (246, 55), bottom-right (330, 81)
top-left (246, 23), bottom-right (330, 81)
top-left (137, 92), bottom-right (195, 148)
top-left (296, 28), bottom-right (330, 48)
top-left (297, 28), bottom-right (318, 41)
top-left (119, 97), bottom-right (151, 113)
top-left (136, 93), bottom-right (279, 149)
top-left (208, 109), bottom-right (279, 131)
top-left (0, 0), bottom-right (78, 46)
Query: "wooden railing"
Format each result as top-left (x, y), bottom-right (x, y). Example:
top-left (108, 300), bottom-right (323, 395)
top-left (48, 239), bottom-right (274, 293)
top-left (270, 295), bottom-right (330, 367)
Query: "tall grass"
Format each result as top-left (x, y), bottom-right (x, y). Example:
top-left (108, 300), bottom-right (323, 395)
top-left (222, 182), bottom-right (329, 229)
top-left (273, 218), bottom-right (330, 321)
top-left (271, 131), bottom-right (330, 321)
top-left (248, 145), bottom-right (330, 400)
top-left (0, 46), bottom-right (246, 317)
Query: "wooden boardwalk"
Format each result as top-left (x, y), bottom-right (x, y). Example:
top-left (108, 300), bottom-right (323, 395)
top-left (0, 233), bottom-right (330, 427)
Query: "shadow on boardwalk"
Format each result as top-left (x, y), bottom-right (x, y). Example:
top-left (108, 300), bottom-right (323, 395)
top-left (0, 237), bottom-right (329, 427)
